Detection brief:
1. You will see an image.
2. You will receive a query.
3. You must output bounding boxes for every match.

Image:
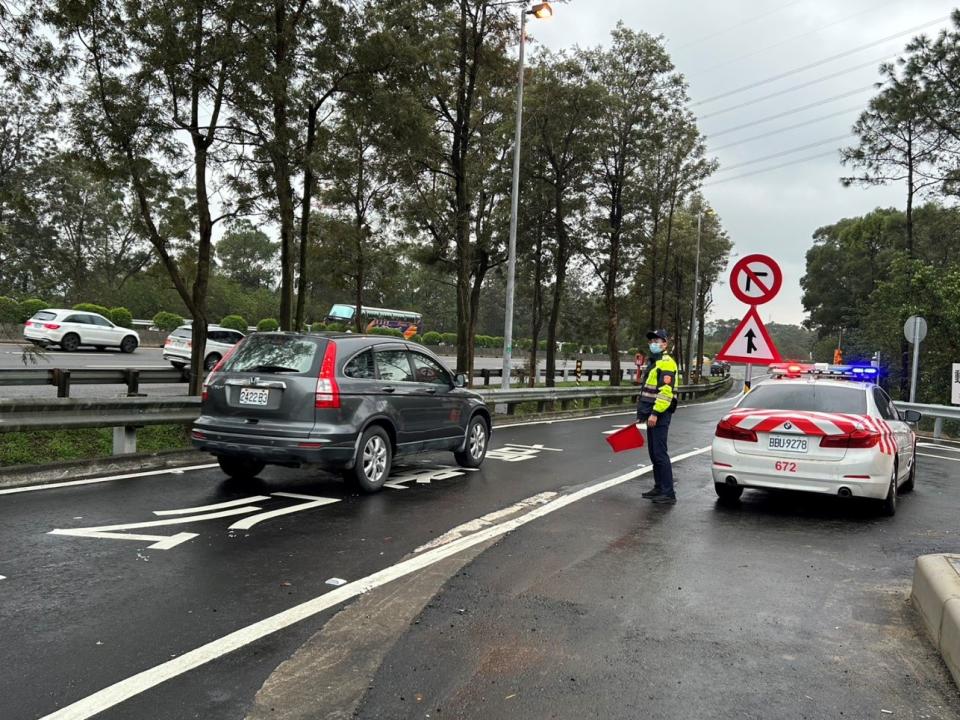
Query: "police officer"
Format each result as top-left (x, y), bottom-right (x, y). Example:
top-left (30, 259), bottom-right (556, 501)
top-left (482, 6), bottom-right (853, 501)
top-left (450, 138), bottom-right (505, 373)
top-left (637, 329), bottom-right (679, 505)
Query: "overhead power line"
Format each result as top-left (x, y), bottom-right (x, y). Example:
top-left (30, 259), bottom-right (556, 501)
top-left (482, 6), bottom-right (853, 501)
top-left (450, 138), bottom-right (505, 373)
top-left (705, 151), bottom-right (840, 187)
top-left (689, 0), bottom-right (918, 78)
top-left (708, 107), bottom-right (863, 152)
top-left (714, 134), bottom-right (852, 174)
top-left (693, 15), bottom-right (951, 105)
top-left (673, 0), bottom-right (806, 52)
top-left (699, 60), bottom-right (890, 120)
top-left (704, 87), bottom-right (875, 138)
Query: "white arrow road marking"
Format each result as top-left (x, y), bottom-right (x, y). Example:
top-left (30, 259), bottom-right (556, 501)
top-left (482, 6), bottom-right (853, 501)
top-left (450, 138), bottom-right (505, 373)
top-left (153, 497), bottom-right (271, 516)
top-left (0, 575), bottom-right (6, 580)
top-left (384, 466), bottom-right (475, 490)
top-left (227, 493), bottom-right (340, 531)
top-left (49, 506), bottom-right (264, 550)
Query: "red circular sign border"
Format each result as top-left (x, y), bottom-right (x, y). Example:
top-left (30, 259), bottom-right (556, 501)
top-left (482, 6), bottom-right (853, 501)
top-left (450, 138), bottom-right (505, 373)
top-left (730, 254), bottom-right (782, 306)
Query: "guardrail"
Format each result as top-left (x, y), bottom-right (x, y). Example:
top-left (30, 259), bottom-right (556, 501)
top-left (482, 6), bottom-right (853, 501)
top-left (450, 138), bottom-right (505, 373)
top-left (896, 402), bottom-right (960, 440)
top-left (0, 376), bottom-right (734, 457)
top-left (0, 367), bottom-right (730, 398)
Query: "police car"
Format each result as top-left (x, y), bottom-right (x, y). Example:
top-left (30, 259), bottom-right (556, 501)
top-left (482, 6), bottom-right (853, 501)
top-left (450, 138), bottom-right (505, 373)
top-left (711, 363), bottom-right (921, 515)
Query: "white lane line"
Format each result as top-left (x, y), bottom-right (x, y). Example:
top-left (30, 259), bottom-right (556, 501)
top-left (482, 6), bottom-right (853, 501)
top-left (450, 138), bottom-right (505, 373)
top-left (917, 443), bottom-right (960, 453)
top-left (0, 465), bottom-right (219, 496)
top-left (227, 494), bottom-right (340, 531)
top-left (0, 575), bottom-right (5, 580)
top-left (39, 446), bottom-right (710, 720)
top-left (153, 497), bottom-right (272, 516)
top-left (917, 452), bottom-right (960, 463)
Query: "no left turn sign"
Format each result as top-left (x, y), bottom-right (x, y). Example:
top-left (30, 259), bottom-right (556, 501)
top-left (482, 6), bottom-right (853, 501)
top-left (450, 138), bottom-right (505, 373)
top-left (731, 254), bottom-right (782, 306)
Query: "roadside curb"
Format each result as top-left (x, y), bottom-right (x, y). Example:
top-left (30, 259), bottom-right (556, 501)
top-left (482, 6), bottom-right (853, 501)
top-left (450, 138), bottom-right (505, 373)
top-left (0, 449), bottom-right (210, 490)
top-left (912, 553), bottom-right (960, 690)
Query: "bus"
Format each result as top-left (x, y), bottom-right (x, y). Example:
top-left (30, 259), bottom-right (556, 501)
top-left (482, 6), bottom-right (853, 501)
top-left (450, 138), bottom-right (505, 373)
top-left (325, 304), bottom-right (422, 339)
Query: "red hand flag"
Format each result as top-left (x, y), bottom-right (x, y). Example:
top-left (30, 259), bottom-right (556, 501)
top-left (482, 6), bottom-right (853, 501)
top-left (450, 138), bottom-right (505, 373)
top-left (605, 423), bottom-right (645, 453)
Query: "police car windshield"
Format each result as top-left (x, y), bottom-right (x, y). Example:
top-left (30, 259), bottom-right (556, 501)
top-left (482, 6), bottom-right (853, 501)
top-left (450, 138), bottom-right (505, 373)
top-left (739, 384), bottom-right (867, 415)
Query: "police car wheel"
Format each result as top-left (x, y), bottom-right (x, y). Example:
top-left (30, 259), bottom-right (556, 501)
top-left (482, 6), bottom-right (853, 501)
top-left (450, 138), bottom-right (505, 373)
top-left (901, 448), bottom-right (916, 493)
top-left (714, 482), bottom-right (743, 502)
top-left (879, 465), bottom-right (897, 517)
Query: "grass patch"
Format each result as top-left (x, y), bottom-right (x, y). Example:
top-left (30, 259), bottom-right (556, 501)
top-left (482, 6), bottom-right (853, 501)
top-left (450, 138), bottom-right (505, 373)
top-left (0, 425), bottom-right (192, 466)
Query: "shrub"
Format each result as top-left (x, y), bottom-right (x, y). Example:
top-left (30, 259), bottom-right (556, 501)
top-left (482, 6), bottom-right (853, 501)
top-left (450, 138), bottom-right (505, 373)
top-left (537, 339), bottom-right (549, 351)
top-left (326, 321), bottom-right (347, 332)
top-left (310, 322), bottom-right (326, 332)
top-left (408, 333), bottom-right (422, 344)
top-left (0, 296), bottom-right (19, 323)
top-left (18, 298), bottom-right (50, 322)
top-left (492, 336), bottom-right (504, 348)
top-left (440, 332), bottom-right (457, 346)
top-left (109, 307), bottom-right (133, 328)
top-left (421, 331), bottom-right (442, 345)
top-left (152, 311), bottom-right (184, 332)
top-left (219, 314), bottom-right (248, 332)
top-left (256, 318), bottom-right (280, 332)
top-left (369, 326), bottom-right (404, 337)
top-left (73, 303), bottom-right (111, 317)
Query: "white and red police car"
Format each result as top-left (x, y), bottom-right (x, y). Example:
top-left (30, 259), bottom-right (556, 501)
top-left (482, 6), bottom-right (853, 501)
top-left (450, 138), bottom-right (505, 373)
top-left (711, 364), bottom-right (921, 515)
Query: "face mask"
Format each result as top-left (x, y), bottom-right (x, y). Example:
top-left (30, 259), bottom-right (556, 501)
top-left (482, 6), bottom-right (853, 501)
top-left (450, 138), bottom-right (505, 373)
top-left (648, 343), bottom-right (663, 355)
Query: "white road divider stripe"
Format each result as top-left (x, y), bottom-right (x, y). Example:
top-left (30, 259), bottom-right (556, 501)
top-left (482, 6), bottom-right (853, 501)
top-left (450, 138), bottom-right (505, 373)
top-left (917, 452), bottom-right (960, 463)
top-left (39, 446), bottom-right (710, 720)
top-left (153, 496), bottom-right (271, 516)
top-left (0, 464), bottom-right (219, 496)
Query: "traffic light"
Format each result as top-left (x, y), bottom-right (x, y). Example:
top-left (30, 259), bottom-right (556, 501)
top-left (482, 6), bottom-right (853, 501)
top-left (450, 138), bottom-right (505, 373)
top-left (833, 348), bottom-right (843, 364)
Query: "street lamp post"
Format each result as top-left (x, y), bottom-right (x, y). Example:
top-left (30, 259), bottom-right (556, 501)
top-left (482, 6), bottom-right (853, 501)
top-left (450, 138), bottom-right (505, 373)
top-left (689, 210), bottom-right (705, 384)
top-left (500, 2), bottom-right (552, 392)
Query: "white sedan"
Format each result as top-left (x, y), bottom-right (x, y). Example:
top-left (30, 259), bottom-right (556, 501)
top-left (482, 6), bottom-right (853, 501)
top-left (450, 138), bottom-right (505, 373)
top-left (711, 373), bottom-right (920, 515)
top-left (23, 309), bottom-right (140, 353)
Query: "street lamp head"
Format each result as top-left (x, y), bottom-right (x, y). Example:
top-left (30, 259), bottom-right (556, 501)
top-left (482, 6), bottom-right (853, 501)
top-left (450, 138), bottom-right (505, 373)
top-left (529, 2), bottom-right (553, 19)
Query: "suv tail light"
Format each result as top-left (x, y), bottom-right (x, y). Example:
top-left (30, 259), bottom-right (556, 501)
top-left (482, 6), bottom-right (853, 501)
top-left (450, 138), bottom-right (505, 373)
top-left (315, 341), bottom-right (340, 409)
top-left (201, 345), bottom-right (238, 402)
top-left (43, 323), bottom-right (61, 330)
top-left (820, 429), bottom-right (880, 449)
top-left (715, 417), bottom-right (758, 442)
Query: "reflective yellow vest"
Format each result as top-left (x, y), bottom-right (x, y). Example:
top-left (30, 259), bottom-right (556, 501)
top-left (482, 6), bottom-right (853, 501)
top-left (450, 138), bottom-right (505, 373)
top-left (637, 353), bottom-right (678, 416)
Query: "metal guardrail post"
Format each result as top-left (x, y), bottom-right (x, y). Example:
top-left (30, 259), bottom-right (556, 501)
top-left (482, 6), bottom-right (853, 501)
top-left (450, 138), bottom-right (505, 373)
top-left (481, 369), bottom-right (490, 386)
top-left (53, 369), bottom-right (71, 398)
top-left (112, 426), bottom-right (137, 455)
top-left (124, 369), bottom-right (141, 397)
top-left (935, 417), bottom-right (944, 440)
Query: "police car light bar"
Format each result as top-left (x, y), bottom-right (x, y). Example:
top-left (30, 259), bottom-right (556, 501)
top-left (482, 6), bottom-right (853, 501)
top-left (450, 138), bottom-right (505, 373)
top-left (768, 363), bottom-right (879, 381)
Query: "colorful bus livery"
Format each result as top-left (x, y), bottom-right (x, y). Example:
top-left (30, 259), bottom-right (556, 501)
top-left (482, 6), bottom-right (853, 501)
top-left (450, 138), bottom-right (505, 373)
top-left (325, 304), bottom-right (422, 339)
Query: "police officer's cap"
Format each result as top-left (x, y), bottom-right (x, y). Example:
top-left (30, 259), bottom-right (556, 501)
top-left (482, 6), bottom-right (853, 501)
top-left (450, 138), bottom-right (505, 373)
top-left (646, 329), bottom-right (669, 341)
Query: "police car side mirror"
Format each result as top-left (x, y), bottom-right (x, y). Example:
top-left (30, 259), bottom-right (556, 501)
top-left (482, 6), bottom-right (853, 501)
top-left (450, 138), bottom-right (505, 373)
top-left (901, 409), bottom-right (922, 424)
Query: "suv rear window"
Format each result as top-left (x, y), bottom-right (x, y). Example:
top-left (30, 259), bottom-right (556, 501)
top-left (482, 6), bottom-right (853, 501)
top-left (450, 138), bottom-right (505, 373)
top-left (222, 334), bottom-right (321, 374)
top-left (739, 384), bottom-right (867, 415)
top-left (171, 327), bottom-right (192, 338)
top-left (32, 311), bottom-right (56, 322)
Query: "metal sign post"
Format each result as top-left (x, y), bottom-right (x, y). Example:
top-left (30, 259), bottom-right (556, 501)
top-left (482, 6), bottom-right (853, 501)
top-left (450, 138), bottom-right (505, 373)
top-left (952, 363), bottom-right (960, 405)
top-left (904, 315), bottom-right (927, 404)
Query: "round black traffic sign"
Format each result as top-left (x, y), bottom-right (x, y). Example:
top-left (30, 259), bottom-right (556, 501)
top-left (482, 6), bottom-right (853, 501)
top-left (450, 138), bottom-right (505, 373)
top-left (730, 254), bottom-right (782, 306)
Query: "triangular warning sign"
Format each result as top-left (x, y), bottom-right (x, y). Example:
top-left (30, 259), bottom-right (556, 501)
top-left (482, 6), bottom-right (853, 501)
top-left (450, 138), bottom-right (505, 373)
top-left (715, 307), bottom-right (782, 365)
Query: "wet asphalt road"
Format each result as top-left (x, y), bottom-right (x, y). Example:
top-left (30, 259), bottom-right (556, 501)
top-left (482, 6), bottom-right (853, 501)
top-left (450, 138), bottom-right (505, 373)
top-left (2, 381), bottom-right (959, 719)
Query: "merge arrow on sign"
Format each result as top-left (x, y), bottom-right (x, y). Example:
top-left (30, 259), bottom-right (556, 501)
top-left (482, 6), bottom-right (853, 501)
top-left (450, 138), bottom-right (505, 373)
top-left (715, 307), bottom-right (782, 365)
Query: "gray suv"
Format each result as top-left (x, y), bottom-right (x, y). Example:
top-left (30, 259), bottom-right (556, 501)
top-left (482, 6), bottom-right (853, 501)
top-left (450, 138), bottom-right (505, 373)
top-left (192, 332), bottom-right (491, 492)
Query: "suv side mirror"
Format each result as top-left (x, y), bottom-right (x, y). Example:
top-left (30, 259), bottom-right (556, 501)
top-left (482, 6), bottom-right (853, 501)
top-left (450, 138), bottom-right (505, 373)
top-left (901, 409), bottom-right (922, 423)
top-left (454, 373), bottom-right (466, 388)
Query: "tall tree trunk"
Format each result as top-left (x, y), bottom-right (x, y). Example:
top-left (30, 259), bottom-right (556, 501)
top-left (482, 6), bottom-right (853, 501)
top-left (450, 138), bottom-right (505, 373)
top-left (605, 230), bottom-right (622, 386)
top-left (658, 191), bottom-right (679, 328)
top-left (529, 212), bottom-right (545, 387)
top-left (545, 189), bottom-right (568, 388)
top-left (296, 103), bottom-right (319, 331)
top-left (272, 0), bottom-right (295, 331)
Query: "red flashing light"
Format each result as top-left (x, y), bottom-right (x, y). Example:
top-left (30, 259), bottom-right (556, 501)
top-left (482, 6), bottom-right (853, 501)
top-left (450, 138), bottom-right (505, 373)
top-left (715, 418), bottom-right (758, 442)
top-left (315, 340), bottom-right (340, 409)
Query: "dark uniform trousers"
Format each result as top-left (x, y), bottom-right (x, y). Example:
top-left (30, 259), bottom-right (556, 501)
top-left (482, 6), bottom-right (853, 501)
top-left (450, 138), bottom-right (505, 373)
top-left (648, 411), bottom-right (674, 497)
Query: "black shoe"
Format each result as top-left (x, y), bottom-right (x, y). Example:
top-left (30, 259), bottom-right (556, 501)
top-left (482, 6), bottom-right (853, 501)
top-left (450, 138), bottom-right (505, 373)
top-left (641, 487), bottom-right (663, 499)
top-left (651, 495), bottom-right (677, 505)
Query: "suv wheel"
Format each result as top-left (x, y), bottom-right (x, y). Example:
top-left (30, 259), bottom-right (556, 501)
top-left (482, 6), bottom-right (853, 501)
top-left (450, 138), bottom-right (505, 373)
top-left (120, 336), bottom-right (138, 353)
top-left (218, 456), bottom-right (266, 480)
top-left (204, 353), bottom-right (221, 371)
top-left (60, 333), bottom-right (80, 352)
top-left (454, 415), bottom-right (488, 468)
top-left (352, 426), bottom-right (392, 493)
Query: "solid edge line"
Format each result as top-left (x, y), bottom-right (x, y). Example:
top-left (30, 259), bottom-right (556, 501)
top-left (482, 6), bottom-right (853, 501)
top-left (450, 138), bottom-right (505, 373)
top-left (0, 464), bottom-right (219, 496)
top-left (39, 446), bottom-right (709, 720)
top-left (916, 452), bottom-right (960, 463)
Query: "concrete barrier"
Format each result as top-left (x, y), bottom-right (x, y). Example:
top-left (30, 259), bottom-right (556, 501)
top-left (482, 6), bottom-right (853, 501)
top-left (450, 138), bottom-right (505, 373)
top-left (911, 553), bottom-right (960, 689)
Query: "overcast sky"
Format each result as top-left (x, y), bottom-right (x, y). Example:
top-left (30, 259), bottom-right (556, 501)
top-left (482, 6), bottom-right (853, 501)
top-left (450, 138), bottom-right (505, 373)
top-left (531, 0), bottom-right (957, 326)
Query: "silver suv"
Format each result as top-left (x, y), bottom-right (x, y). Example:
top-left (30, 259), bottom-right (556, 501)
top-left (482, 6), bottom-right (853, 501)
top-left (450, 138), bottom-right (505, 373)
top-left (192, 332), bottom-right (491, 492)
